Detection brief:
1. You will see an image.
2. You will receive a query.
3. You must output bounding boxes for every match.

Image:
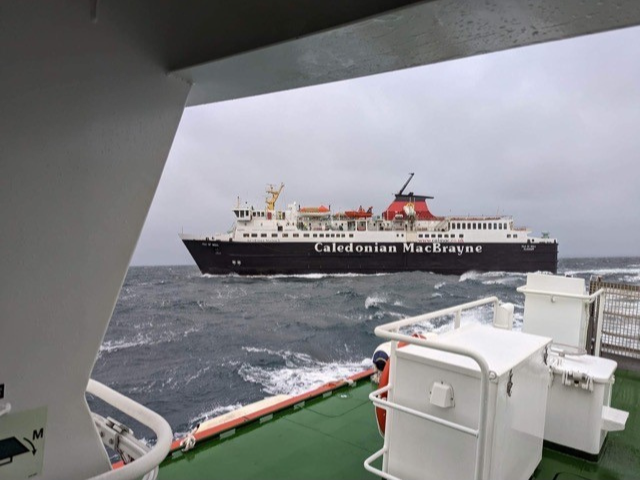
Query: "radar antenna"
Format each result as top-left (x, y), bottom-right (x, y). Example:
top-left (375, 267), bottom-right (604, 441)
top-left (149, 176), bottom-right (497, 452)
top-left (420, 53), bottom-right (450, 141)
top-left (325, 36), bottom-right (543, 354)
top-left (266, 182), bottom-right (284, 211)
top-left (397, 173), bottom-right (414, 196)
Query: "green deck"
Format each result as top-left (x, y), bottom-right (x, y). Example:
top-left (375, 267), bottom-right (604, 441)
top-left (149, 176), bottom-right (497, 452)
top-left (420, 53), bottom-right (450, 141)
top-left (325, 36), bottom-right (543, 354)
top-left (158, 370), bottom-right (640, 480)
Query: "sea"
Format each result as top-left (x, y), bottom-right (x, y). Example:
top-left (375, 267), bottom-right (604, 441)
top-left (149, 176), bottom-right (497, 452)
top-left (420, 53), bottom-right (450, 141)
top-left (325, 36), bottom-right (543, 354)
top-left (90, 257), bottom-right (640, 441)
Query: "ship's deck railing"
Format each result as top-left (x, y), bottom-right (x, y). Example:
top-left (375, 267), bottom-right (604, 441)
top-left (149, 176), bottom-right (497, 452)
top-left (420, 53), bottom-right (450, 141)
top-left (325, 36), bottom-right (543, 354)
top-left (86, 379), bottom-right (172, 480)
top-left (588, 279), bottom-right (640, 367)
top-left (364, 297), bottom-right (499, 480)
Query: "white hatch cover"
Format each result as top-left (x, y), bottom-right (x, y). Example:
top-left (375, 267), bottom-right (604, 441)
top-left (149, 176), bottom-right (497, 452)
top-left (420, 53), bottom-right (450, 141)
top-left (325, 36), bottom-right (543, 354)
top-left (397, 324), bottom-right (551, 378)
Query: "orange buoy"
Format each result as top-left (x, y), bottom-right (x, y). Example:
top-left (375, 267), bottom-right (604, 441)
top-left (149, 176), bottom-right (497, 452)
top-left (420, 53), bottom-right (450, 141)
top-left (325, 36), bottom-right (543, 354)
top-left (375, 333), bottom-right (426, 436)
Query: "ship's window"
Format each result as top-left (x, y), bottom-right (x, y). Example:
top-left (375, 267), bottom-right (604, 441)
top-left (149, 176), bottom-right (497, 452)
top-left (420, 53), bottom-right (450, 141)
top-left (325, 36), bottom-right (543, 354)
top-left (459, 234), bottom-right (463, 238)
top-left (293, 233), bottom-right (299, 238)
top-left (319, 234), bottom-right (324, 238)
top-left (498, 224), bottom-right (502, 230)
top-left (303, 233), bottom-right (309, 238)
top-left (438, 234), bottom-right (442, 238)
top-left (507, 234), bottom-right (511, 238)
top-left (251, 233), bottom-right (257, 238)
top-left (261, 233), bottom-right (267, 238)
top-left (467, 223), bottom-right (471, 229)
top-left (283, 233), bottom-right (289, 238)
top-left (243, 234), bottom-right (249, 238)
top-left (488, 223), bottom-right (492, 230)
top-left (482, 223), bottom-right (486, 230)
top-left (313, 234), bottom-right (317, 238)
top-left (461, 223), bottom-right (465, 230)
top-left (513, 234), bottom-right (517, 238)
top-left (349, 234), bottom-right (354, 238)
top-left (418, 234), bottom-right (423, 238)
top-left (271, 233), bottom-right (277, 238)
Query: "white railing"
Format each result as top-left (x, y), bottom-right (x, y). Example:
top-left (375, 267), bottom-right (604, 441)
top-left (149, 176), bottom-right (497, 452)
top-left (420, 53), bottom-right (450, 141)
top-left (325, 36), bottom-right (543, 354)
top-left (86, 379), bottom-right (172, 480)
top-left (517, 286), bottom-right (606, 355)
top-left (364, 297), bottom-right (500, 480)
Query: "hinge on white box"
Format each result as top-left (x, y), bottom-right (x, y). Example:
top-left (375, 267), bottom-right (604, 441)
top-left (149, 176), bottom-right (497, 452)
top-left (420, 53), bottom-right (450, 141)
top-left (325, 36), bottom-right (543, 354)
top-left (561, 370), bottom-right (594, 391)
top-left (506, 370), bottom-right (514, 397)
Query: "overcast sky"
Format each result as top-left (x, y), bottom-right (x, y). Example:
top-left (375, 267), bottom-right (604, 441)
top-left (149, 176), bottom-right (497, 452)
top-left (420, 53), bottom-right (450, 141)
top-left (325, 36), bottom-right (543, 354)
top-left (131, 26), bottom-right (640, 266)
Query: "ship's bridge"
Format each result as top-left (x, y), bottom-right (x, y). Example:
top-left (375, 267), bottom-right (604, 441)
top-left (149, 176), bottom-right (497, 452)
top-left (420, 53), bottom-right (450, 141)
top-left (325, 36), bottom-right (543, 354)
top-left (233, 206), bottom-right (253, 222)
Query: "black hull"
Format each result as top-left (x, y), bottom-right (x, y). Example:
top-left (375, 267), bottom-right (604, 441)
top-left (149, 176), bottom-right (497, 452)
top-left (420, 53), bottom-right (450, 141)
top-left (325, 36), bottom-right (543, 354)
top-left (182, 240), bottom-right (558, 276)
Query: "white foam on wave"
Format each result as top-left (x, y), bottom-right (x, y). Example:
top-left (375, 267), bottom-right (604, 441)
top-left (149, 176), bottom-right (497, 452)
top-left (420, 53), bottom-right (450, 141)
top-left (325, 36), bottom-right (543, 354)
top-left (403, 305), bottom-right (493, 336)
top-left (185, 403), bottom-right (244, 430)
top-left (242, 346), bottom-right (315, 367)
top-left (269, 272), bottom-right (390, 279)
top-left (459, 271), bottom-right (527, 283)
top-left (562, 267), bottom-right (640, 279)
top-left (100, 323), bottom-right (203, 356)
top-left (184, 365), bottom-right (212, 385)
top-left (99, 333), bottom-right (151, 354)
top-left (203, 272), bottom-right (390, 280)
top-left (434, 282), bottom-right (446, 290)
top-left (365, 295), bottom-right (387, 309)
top-left (239, 347), bottom-right (372, 396)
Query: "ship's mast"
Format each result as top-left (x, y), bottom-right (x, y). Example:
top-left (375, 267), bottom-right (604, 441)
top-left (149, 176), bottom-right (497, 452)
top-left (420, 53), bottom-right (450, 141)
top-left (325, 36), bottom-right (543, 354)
top-left (397, 173), bottom-right (414, 196)
top-left (266, 182), bottom-right (284, 211)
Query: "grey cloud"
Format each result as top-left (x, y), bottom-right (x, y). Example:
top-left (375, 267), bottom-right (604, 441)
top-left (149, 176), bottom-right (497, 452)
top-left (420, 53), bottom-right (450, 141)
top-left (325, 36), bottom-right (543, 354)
top-left (132, 26), bottom-right (640, 265)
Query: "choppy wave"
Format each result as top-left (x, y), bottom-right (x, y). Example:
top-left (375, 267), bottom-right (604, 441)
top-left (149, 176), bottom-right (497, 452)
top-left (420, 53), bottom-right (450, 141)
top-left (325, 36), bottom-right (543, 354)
top-left (92, 258), bottom-right (640, 438)
top-left (365, 295), bottom-right (387, 309)
top-left (459, 270), bottom-right (528, 283)
top-left (562, 266), bottom-right (640, 278)
top-left (239, 347), bottom-right (371, 396)
top-left (99, 334), bottom-right (151, 353)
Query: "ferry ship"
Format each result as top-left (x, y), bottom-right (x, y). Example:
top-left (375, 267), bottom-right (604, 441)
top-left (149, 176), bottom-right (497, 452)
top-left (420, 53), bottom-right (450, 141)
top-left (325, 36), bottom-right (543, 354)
top-left (181, 174), bottom-right (558, 275)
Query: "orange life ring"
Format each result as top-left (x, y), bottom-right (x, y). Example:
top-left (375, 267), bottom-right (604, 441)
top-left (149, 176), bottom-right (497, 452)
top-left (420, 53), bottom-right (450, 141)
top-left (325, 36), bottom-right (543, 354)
top-left (375, 333), bottom-right (426, 436)
top-left (375, 360), bottom-right (391, 435)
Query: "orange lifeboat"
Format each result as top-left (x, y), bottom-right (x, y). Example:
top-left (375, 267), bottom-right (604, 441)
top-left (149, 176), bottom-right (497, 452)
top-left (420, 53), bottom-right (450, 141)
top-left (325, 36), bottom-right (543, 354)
top-left (299, 205), bottom-right (331, 217)
top-left (344, 206), bottom-right (373, 218)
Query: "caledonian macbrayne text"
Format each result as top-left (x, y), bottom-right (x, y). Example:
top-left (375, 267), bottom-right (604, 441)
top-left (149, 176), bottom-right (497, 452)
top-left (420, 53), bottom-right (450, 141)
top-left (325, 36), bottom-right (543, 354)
top-left (314, 242), bottom-right (483, 255)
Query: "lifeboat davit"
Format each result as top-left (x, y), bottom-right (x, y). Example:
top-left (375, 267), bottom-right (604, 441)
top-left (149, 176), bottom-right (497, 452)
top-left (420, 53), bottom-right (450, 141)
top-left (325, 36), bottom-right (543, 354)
top-left (344, 206), bottom-right (373, 219)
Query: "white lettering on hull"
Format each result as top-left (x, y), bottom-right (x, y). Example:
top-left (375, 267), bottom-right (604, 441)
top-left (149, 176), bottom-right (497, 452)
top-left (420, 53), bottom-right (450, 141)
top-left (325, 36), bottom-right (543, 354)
top-left (315, 242), bottom-right (482, 255)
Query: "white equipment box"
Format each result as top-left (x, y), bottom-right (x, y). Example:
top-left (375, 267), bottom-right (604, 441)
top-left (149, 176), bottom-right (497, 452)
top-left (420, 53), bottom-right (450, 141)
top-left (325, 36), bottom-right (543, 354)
top-left (520, 273), bottom-right (589, 349)
top-left (385, 324), bottom-right (551, 480)
top-left (546, 352), bottom-right (627, 454)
